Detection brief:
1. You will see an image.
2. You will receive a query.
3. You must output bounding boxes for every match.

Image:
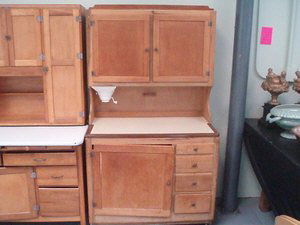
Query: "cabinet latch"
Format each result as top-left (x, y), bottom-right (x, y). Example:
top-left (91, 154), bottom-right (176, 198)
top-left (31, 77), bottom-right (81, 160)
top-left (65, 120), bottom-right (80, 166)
top-left (31, 172), bottom-right (37, 179)
top-left (36, 16), bottom-right (43, 22)
top-left (75, 16), bottom-right (82, 23)
top-left (206, 71), bottom-right (210, 76)
top-left (208, 21), bottom-right (213, 27)
top-left (33, 205), bottom-right (40, 211)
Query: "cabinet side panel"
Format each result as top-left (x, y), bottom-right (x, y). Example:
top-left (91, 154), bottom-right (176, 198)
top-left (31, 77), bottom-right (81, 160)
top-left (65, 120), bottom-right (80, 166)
top-left (0, 8), bottom-right (9, 67)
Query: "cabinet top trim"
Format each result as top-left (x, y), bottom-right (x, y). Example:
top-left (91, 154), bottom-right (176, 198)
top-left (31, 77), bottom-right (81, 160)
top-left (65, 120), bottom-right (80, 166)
top-left (90, 5), bottom-right (214, 11)
top-left (0, 4), bottom-right (83, 9)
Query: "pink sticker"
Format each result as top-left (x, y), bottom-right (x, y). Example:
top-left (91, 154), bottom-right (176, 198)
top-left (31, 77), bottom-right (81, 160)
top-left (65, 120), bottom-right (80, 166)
top-left (260, 27), bottom-right (273, 45)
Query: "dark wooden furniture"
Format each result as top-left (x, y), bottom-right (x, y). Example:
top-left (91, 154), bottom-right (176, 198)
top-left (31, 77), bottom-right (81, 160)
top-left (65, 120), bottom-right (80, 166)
top-left (244, 119), bottom-right (300, 219)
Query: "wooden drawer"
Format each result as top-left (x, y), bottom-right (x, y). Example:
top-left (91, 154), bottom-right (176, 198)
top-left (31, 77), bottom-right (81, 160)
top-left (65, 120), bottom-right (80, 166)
top-left (176, 143), bottom-right (215, 155)
top-left (0, 146), bottom-right (74, 152)
top-left (175, 173), bottom-right (212, 192)
top-left (39, 188), bottom-right (80, 217)
top-left (176, 155), bottom-right (214, 173)
top-left (174, 194), bottom-right (211, 214)
top-left (2, 152), bottom-right (77, 166)
top-left (36, 166), bottom-right (78, 187)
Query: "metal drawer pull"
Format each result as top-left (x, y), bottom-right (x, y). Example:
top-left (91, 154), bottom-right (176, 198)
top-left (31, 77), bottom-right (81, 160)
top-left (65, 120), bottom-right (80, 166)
top-left (51, 175), bottom-right (64, 179)
top-left (192, 182), bottom-right (198, 186)
top-left (33, 158), bottom-right (47, 162)
top-left (191, 203), bottom-right (197, 207)
top-left (191, 163), bottom-right (198, 168)
top-left (193, 148), bottom-right (198, 152)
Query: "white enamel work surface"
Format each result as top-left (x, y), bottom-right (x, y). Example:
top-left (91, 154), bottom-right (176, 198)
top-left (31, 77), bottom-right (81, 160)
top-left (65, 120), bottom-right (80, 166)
top-left (0, 126), bottom-right (88, 146)
top-left (92, 117), bottom-right (214, 134)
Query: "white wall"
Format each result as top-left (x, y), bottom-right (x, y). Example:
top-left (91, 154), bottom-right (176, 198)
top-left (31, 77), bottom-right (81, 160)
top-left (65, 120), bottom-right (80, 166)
top-left (2, 0), bottom-right (262, 197)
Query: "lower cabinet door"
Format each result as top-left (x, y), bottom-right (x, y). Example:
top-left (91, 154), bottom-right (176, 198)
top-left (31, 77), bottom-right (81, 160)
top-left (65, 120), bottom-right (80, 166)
top-left (90, 144), bottom-right (174, 217)
top-left (0, 167), bottom-right (38, 221)
top-left (39, 188), bottom-right (80, 217)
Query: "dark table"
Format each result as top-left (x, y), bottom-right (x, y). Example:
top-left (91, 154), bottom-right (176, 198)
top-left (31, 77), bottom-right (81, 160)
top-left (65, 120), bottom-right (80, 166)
top-left (244, 119), bottom-right (300, 219)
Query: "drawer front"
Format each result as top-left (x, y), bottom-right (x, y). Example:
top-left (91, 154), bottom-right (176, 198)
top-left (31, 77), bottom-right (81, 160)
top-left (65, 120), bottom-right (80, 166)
top-left (176, 155), bottom-right (214, 173)
top-left (2, 152), bottom-right (77, 166)
top-left (39, 188), bottom-right (80, 217)
top-left (176, 143), bottom-right (215, 155)
top-left (175, 173), bottom-right (212, 192)
top-left (36, 166), bottom-right (78, 187)
top-left (174, 194), bottom-right (211, 214)
top-left (0, 146), bottom-right (74, 152)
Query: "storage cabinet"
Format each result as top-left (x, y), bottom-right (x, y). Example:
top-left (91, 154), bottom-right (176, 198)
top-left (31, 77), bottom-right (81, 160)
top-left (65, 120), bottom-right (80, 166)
top-left (0, 5), bottom-right (85, 125)
top-left (0, 145), bottom-right (86, 225)
top-left (88, 5), bottom-right (216, 84)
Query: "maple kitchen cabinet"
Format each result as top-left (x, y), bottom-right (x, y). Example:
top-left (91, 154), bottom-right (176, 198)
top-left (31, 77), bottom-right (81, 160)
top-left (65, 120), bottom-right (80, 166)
top-left (88, 5), bottom-right (216, 84)
top-left (0, 5), bottom-right (85, 125)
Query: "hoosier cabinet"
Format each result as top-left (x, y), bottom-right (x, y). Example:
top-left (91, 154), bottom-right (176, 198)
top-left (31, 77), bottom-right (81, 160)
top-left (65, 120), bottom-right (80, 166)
top-left (86, 5), bottom-right (219, 225)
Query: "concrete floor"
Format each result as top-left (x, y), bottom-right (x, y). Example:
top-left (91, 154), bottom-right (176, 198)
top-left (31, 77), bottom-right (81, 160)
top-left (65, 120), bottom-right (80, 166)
top-left (0, 198), bottom-right (275, 225)
top-left (214, 198), bottom-right (275, 225)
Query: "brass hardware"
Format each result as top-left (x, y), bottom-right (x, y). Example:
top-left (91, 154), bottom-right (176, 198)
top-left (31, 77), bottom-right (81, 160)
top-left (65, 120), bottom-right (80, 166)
top-left (33, 158), bottom-right (47, 162)
top-left (192, 182), bottom-right (197, 186)
top-left (193, 148), bottom-right (198, 152)
top-left (51, 175), bottom-right (64, 179)
top-left (191, 203), bottom-right (196, 207)
top-left (5, 35), bottom-right (11, 41)
top-left (191, 163), bottom-right (198, 168)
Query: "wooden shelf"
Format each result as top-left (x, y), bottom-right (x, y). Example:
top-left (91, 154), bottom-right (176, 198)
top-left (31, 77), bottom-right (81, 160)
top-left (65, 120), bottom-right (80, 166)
top-left (90, 82), bottom-right (213, 87)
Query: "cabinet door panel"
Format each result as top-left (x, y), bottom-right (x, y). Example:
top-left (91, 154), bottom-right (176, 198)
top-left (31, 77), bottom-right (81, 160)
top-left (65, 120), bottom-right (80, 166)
top-left (43, 9), bottom-right (85, 124)
top-left (90, 11), bottom-right (151, 82)
top-left (153, 11), bottom-right (215, 82)
top-left (0, 8), bottom-right (9, 67)
top-left (0, 167), bottom-right (38, 221)
top-left (7, 9), bottom-right (43, 66)
top-left (91, 144), bottom-right (174, 217)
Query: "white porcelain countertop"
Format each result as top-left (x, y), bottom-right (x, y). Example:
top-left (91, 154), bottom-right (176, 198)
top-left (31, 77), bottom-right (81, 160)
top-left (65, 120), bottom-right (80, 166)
top-left (91, 117), bottom-right (214, 135)
top-left (0, 126), bottom-right (88, 146)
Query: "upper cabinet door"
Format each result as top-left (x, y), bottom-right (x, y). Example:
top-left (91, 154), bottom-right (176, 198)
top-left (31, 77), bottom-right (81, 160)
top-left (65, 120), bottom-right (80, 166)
top-left (0, 8), bottom-right (9, 67)
top-left (0, 167), bottom-right (38, 221)
top-left (43, 9), bottom-right (85, 125)
top-left (91, 144), bottom-right (174, 217)
top-left (153, 11), bottom-right (216, 82)
top-left (90, 11), bottom-right (151, 82)
top-left (7, 8), bottom-right (43, 66)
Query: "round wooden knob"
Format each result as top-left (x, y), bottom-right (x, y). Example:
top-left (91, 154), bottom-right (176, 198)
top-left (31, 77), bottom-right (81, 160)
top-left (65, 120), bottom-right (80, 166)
top-left (193, 148), bottom-right (198, 152)
top-left (192, 163), bottom-right (198, 168)
top-left (192, 182), bottom-right (198, 186)
top-left (191, 203), bottom-right (196, 207)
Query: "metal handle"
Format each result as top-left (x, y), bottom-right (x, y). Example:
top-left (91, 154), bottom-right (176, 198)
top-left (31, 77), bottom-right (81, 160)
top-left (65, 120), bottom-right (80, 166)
top-left (51, 175), bottom-right (64, 179)
top-left (266, 113), bottom-right (282, 123)
top-left (192, 163), bottom-right (198, 168)
top-left (33, 158), bottom-right (46, 162)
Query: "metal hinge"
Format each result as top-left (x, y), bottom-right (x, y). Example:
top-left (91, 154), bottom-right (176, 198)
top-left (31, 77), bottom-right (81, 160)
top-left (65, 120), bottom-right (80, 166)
top-left (75, 16), bottom-right (82, 23)
top-left (77, 52), bottom-right (84, 60)
top-left (206, 71), bottom-right (210, 76)
top-left (92, 202), bottom-right (97, 207)
top-left (39, 53), bottom-right (46, 61)
top-left (208, 21), bottom-right (213, 27)
top-left (79, 111), bottom-right (85, 118)
top-left (91, 71), bottom-right (96, 76)
top-left (36, 16), bottom-right (43, 22)
top-left (90, 152), bottom-right (95, 157)
top-left (33, 205), bottom-right (40, 211)
top-left (31, 172), bottom-right (37, 179)
top-left (90, 20), bottom-right (95, 26)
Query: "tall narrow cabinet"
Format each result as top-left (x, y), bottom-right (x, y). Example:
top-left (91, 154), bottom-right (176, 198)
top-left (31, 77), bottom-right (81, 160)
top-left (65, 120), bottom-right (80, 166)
top-left (86, 5), bottom-right (218, 225)
top-left (0, 4), bottom-right (86, 125)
